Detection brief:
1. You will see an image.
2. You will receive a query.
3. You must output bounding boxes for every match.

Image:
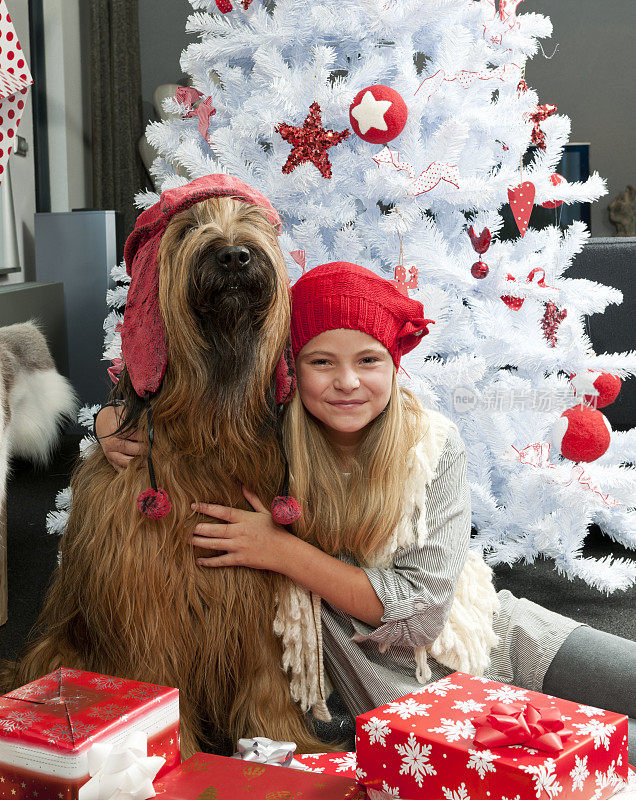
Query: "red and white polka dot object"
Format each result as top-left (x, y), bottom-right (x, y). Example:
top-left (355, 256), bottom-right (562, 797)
top-left (552, 404), bottom-right (612, 462)
top-left (349, 84), bottom-right (408, 144)
top-left (508, 181), bottom-right (535, 237)
top-left (0, 5), bottom-right (33, 177)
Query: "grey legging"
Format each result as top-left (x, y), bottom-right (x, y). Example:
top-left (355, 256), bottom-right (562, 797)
top-left (542, 624), bottom-right (636, 765)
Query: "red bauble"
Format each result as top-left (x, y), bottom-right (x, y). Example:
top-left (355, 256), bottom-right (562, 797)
top-left (508, 181), bottom-right (535, 237)
top-left (275, 102), bottom-right (350, 179)
top-left (349, 85), bottom-right (408, 144)
top-left (570, 370), bottom-right (622, 409)
top-left (541, 173), bottom-right (565, 209)
top-left (471, 261), bottom-right (489, 279)
top-left (552, 405), bottom-right (611, 463)
top-left (271, 495), bottom-right (302, 525)
top-left (137, 488), bottom-right (172, 520)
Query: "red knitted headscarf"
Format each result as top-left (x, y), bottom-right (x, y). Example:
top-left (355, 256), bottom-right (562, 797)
top-left (291, 261), bottom-right (435, 367)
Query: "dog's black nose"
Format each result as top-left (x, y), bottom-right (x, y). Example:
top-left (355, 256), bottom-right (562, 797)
top-left (215, 245), bottom-right (251, 270)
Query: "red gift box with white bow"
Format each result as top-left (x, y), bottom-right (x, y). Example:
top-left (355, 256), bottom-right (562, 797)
top-left (0, 668), bottom-right (180, 800)
top-left (356, 671), bottom-right (628, 800)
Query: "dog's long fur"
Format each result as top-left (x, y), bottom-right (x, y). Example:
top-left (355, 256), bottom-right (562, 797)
top-left (7, 198), bottom-right (326, 756)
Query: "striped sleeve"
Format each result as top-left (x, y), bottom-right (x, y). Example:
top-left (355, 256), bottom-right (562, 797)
top-left (349, 425), bottom-right (471, 650)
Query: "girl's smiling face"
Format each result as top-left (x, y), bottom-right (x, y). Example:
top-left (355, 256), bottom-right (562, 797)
top-left (296, 328), bottom-right (394, 449)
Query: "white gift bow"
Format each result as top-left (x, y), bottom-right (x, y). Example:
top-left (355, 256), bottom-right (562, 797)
top-left (233, 737), bottom-right (306, 770)
top-left (78, 731), bottom-right (165, 800)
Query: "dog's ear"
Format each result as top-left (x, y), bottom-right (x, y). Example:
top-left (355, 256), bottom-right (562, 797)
top-left (274, 340), bottom-right (296, 405)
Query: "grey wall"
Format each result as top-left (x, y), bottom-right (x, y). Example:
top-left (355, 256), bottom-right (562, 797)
top-left (523, 0), bottom-right (636, 236)
top-left (138, 0), bottom-right (635, 237)
top-left (138, 0), bottom-right (192, 125)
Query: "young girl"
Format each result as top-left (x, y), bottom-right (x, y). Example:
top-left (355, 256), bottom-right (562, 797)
top-left (95, 261), bottom-right (635, 760)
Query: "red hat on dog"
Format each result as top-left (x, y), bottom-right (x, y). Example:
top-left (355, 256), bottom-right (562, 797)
top-left (291, 261), bottom-right (435, 367)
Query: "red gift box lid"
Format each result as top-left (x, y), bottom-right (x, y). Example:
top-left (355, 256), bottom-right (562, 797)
top-left (0, 668), bottom-right (178, 752)
top-left (153, 753), bottom-right (366, 799)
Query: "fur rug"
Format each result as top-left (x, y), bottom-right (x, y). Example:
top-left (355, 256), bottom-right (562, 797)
top-left (0, 321), bottom-right (76, 622)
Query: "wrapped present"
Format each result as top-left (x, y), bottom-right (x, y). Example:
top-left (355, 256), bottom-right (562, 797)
top-left (356, 671), bottom-right (628, 800)
top-left (0, 668), bottom-right (180, 800)
top-left (294, 751), bottom-right (358, 780)
top-left (0, 0), bottom-right (33, 182)
top-left (152, 752), bottom-right (366, 799)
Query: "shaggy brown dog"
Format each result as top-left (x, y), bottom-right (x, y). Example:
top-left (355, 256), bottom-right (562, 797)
top-left (7, 197), bottom-right (325, 757)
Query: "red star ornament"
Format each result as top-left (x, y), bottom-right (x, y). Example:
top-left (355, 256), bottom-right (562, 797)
top-left (275, 101), bottom-right (351, 179)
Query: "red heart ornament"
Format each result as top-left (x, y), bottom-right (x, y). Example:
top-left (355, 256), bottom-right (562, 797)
top-left (508, 181), bottom-right (535, 237)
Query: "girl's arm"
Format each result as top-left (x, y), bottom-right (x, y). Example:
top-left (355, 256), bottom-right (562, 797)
top-left (278, 535), bottom-right (385, 627)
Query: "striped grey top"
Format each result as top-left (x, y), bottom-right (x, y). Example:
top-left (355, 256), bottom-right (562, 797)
top-left (321, 424), bottom-right (468, 717)
top-left (320, 424), bottom-right (581, 717)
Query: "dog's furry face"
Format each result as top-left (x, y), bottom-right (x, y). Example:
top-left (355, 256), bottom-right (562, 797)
top-left (156, 197), bottom-right (289, 399)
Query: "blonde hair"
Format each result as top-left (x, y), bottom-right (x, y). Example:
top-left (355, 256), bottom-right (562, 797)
top-left (283, 369), bottom-right (430, 562)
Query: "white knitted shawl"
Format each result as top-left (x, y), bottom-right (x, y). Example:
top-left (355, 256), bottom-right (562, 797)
top-left (273, 409), bottom-right (500, 721)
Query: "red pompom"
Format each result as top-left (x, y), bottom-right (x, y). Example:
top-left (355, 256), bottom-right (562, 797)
top-left (271, 495), bottom-right (302, 525)
top-left (552, 405), bottom-right (611, 463)
top-left (137, 488), bottom-right (172, 519)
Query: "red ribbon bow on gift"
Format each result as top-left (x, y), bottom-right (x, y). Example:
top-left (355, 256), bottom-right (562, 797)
top-left (472, 702), bottom-right (573, 753)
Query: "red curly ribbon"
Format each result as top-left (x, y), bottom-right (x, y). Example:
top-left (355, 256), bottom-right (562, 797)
top-left (473, 702), bottom-right (573, 753)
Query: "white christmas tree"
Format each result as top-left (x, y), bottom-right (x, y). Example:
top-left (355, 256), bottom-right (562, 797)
top-left (52, 0), bottom-right (636, 591)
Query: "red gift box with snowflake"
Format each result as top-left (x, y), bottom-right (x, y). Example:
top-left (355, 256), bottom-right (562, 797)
top-left (0, 668), bottom-right (180, 800)
top-left (356, 671), bottom-right (628, 800)
top-left (294, 751), bottom-right (358, 780)
top-left (151, 752), bottom-right (366, 799)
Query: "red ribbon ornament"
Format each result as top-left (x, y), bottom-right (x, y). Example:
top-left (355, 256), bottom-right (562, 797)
top-left (473, 702), bottom-right (573, 753)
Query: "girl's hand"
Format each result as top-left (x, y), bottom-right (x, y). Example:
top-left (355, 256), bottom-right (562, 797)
top-left (191, 485), bottom-right (292, 572)
top-left (95, 404), bottom-right (142, 472)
